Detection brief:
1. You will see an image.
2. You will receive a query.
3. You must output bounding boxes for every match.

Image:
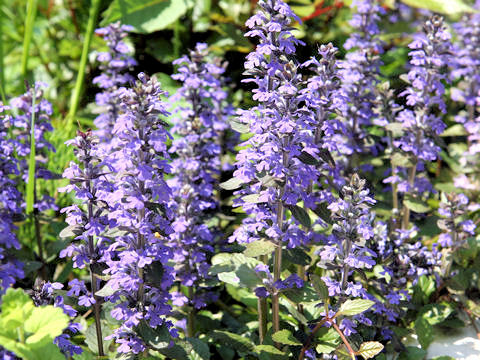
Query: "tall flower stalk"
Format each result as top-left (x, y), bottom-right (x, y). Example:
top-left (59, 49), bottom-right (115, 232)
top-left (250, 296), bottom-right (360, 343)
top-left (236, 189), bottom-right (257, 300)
top-left (392, 16), bottom-right (452, 229)
top-left (59, 130), bottom-right (116, 356)
top-left (0, 103), bottom-right (24, 295)
top-left (10, 83), bottom-right (57, 278)
top-left (93, 22), bottom-right (136, 151)
top-left (168, 43), bottom-right (232, 336)
top-left (103, 73), bottom-right (175, 353)
top-left (230, 0), bottom-right (318, 342)
top-left (338, 0), bottom-right (384, 166)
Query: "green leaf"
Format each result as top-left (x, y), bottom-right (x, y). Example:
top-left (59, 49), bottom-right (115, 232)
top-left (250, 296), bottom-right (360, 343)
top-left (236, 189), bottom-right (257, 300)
top-left (391, 152), bottom-right (414, 167)
top-left (0, 288), bottom-right (69, 360)
top-left (418, 303), bottom-right (454, 325)
top-left (356, 341), bottom-right (384, 359)
top-left (136, 321), bottom-right (171, 349)
top-left (441, 124), bottom-right (467, 137)
top-left (84, 321), bottom-right (113, 355)
top-left (102, 0), bottom-right (193, 34)
top-left (385, 122), bottom-right (404, 136)
top-left (310, 274), bottom-right (329, 301)
top-left (95, 283), bottom-right (116, 297)
top-left (400, 0), bottom-right (474, 15)
top-left (398, 346), bottom-right (427, 360)
top-left (255, 344), bottom-right (286, 356)
top-left (25, 306), bottom-right (69, 343)
top-left (210, 253), bottom-right (262, 288)
top-left (287, 205), bottom-right (311, 228)
top-left (271, 329), bottom-right (302, 346)
top-left (413, 275), bottom-right (436, 304)
top-left (210, 330), bottom-right (255, 353)
top-left (242, 193), bottom-right (265, 204)
top-left (404, 196), bottom-right (431, 213)
top-left (283, 247), bottom-right (311, 266)
top-left (243, 239), bottom-right (276, 257)
top-left (229, 119), bottom-right (250, 133)
top-left (315, 327), bottom-right (340, 354)
top-left (220, 177), bottom-right (244, 190)
top-left (186, 337), bottom-right (211, 360)
top-left (337, 299), bottom-right (374, 316)
top-left (415, 316), bottom-right (433, 349)
top-left (297, 151), bottom-right (319, 165)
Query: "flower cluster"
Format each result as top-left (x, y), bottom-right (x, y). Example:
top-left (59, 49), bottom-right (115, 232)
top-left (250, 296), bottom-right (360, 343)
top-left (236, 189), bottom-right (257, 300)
top-left (102, 73), bottom-right (175, 353)
top-left (93, 22), bottom-right (137, 149)
top-left (167, 43), bottom-right (233, 309)
top-left (338, 0), bottom-right (384, 159)
top-left (59, 130), bottom-right (115, 270)
top-left (390, 16), bottom-right (452, 200)
top-left (10, 83), bottom-right (57, 212)
top-left (319, 174), bottom-right (376, 300)
top-left (451, 11), bottom-right (480, 190)
top-left (437, 193), bottom-right (476, 249)
top-left (0, 104), bottom-right (24, 295)
top-left (230, 0), bottom-right (319, 249)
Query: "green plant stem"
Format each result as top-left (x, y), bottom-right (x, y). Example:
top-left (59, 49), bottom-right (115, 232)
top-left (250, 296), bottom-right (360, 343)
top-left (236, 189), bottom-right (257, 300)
top-left (90, 270), bottom-right (104, 356)
top-left (86, 179), bottom-right (104, 357)
top-left (21, 0), bottom-right (37, 80)
top-left (0, 6), bottom-right (6, 104)
top-left (402, 159), bottom-right (417, 230)
top-left (258, 254), bottom-right (268, 344)
top-left (66, 0), bottom-right (101, 129)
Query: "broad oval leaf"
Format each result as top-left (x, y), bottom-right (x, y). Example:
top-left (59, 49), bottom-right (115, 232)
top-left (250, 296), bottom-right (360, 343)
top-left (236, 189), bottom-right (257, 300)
top-left (102, 0), bottom-right (192, 34)
top-left (287, 205), bottom-right (311, 228)
top-left (337, 299), bottom-right (374, 316)
top-left (220, 177), bottom-right (244, 191)
top-left (243, 239), bottom-right (276, 257)
top-left (404, 196), bottom-right (430, 213)
top-left (272, 329), bottom-right (302, 346)
top-left (357, 341), bottom-right (384, 359)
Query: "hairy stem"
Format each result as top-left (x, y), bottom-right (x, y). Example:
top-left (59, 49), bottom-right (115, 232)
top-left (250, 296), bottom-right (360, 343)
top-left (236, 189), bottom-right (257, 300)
top-left (332, 322), bottom-right (356, 359)
top-left (187, 286), bottom-right (195, 338)
top-left (298, 317), bottom-right (329, 360)
top-left (86, 175), bottom-right (104, 356)
top-left (258, 254), bottom-right (268, 344)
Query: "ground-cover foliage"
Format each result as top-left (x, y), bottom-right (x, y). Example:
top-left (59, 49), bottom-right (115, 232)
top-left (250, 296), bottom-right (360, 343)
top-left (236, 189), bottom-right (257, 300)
top-left (2, 0), bottom-right (480, 359)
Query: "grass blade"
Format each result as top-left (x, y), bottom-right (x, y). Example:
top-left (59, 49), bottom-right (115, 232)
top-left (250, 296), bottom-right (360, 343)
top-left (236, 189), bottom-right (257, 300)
top-left (21, 0), bottom-right (37, 80)
top-left (66, 0), bottom-right (101, 129)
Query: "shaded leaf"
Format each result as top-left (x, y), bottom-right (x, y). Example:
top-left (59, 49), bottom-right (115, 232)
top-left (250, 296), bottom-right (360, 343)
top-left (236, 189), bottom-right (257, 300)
top-left (287, 205), bottom-right (311, 228)
top-left (272, 329), bottom-right (302, 346)
top-left (415, 316), bottom-right (433, 349)
top-left (210, 330), bottom-right (255, 353)
top-left (404, 196), bottom-right (430, 213)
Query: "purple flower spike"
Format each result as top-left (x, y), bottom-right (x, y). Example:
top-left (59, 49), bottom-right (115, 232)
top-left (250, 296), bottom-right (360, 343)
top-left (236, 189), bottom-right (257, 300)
top-left (103, 73), bottom-right (175, 353)
top-left (0, 104), bottom-right (24, 295)
top-left (392, 16), bottom-right (452, 199)
top-left (93, 22), bottom-right (137, 151)
top-left (338, 0), bottom-right (385, 159)
top-left (167, 43), bottom-right (232, 309)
